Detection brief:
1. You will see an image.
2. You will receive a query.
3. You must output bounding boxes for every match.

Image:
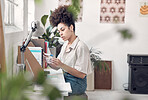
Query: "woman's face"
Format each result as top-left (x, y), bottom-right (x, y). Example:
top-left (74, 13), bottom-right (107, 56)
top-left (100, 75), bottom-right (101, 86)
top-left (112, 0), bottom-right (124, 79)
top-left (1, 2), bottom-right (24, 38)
top-left (57, 23), bottom-right (73, 41)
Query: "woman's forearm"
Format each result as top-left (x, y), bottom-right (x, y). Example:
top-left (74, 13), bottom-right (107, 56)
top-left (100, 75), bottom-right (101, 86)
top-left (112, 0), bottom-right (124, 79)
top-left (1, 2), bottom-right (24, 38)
top-left (61, 63), bottom-right (86, 79)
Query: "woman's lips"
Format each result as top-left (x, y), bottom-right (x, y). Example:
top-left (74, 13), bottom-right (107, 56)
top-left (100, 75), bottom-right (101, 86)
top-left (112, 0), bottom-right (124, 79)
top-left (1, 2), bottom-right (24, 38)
top-left (61, 36), bottom-right (64, 39)
top-left (61, 36), bottom-right (66, 41)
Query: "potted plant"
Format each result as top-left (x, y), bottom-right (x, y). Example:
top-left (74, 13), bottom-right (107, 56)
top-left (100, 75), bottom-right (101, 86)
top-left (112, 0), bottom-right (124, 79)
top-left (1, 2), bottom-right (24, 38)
top-left (38, 11), bottom-right (63, 57)
top-left (90, 47), bottom-right (109, 71)
top-left (87, 48), bottom-right (110, 91)
top-left (89, 48), bottom-right (112, 90)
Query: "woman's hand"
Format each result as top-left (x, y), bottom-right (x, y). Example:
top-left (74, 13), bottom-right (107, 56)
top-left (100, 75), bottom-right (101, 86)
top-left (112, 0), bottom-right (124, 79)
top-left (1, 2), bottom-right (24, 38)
top-left (49, 58), bottom-right (64, 68)
top-left (43, 52), bottom-right (61, 70)
top-left (49, 57), bottom-right (86, 79)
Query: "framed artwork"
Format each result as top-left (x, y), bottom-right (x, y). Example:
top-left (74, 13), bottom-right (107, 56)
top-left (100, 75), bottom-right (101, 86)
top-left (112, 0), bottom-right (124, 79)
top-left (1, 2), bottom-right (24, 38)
top-left (58, 0), bottom-right (83, 22)
top-left (139, 2), bottom-right (148, 17)
top-left (100, 0), bottom-right (126, 23)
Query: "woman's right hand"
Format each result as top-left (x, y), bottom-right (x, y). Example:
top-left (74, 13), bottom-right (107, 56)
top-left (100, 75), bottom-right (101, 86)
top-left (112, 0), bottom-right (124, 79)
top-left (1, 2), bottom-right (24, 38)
top-left (43, 53), bottom-right (60, 70)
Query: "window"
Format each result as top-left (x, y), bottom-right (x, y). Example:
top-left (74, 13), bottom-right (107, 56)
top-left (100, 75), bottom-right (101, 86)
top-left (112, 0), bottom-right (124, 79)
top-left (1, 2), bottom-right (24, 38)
top-left (4, 0), bottom-right (15, 26)
top-left (28, 0), bottom-right (35, 30)
top-left (4, 0), bottom-right (34, 33)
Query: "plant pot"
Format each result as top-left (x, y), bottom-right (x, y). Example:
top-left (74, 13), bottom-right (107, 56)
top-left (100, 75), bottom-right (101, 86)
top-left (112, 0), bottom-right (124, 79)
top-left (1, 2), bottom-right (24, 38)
top-left (86, 70), bottom-right (94, 91)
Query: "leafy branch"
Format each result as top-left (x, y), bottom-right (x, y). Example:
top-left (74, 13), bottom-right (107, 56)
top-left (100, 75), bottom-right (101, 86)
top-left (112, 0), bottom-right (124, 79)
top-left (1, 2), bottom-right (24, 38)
top-left (90, 48), bottom-right (110, 72)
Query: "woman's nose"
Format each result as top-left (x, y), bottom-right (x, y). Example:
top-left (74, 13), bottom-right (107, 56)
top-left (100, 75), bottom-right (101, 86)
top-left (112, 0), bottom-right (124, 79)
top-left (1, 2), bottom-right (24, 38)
top-left (59, 32), bottom-right (63, 36)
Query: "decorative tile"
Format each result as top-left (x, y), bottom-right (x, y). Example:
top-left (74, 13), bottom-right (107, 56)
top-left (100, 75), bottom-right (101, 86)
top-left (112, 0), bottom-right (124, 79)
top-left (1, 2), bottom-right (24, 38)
top-left (139, 2), bottom-right (148, 17)
top-left (100, 0), bottom-right (126, 23)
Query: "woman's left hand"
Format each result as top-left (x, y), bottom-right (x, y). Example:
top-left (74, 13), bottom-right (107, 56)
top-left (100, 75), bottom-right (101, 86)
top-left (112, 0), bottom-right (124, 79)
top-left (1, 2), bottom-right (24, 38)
top-left (49, 58), bottom-right (63, 68)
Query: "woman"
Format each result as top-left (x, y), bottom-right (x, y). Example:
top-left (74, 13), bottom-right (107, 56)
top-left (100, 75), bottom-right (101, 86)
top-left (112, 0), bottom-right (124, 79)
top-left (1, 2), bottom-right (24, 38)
top-left (48, 5), bottom-right (92, 95)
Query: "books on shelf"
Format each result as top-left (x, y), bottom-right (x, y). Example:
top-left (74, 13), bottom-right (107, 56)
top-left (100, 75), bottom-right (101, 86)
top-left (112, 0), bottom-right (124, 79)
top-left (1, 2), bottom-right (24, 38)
top-left (28, 47), bottom-right (43, 67)
top-left (44, 41), bottom-right (51, 68)
top-left (45, 41), bottom-right (51, 54)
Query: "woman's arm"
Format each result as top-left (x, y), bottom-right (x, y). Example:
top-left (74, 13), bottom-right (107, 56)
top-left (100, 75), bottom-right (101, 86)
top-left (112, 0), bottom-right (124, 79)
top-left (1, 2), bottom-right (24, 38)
top-left (48, 64), bottom-right (60, 70)
top-left (49, 58), bottom-right (86, 79)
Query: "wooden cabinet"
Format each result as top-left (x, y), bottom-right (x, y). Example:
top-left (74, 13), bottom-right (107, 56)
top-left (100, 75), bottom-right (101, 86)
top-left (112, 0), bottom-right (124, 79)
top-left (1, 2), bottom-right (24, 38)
top-left (94, 61), bottom-right (112, 89)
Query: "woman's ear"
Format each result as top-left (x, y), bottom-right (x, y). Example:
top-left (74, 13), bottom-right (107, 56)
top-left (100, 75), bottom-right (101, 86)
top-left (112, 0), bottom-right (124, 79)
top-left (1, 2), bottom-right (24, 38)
top-left (70, 24), bottom-right (74, 32)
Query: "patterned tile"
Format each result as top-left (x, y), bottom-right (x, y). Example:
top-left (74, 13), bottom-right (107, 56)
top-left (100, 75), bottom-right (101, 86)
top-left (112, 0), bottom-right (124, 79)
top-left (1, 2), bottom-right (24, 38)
top-left (100, 0), bottom-right (126, 23)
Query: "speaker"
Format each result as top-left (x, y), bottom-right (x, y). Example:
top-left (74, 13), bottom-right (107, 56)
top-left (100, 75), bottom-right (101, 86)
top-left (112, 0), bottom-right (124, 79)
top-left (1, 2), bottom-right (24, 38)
top-left (128, 65), bottom-right (148, 94)
top-left (127, 54), bottom-right (148, 65)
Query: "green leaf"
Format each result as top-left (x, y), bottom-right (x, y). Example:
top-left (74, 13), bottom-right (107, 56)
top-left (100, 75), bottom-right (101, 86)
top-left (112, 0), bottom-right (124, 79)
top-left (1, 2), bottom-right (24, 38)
top-left (49, 10), bottom-right (53, 16)
top-left (104, 62), bottom-right (110, 72)
top-left (0, 72), bottom-right (30, 100)
top-left (65, 95), bottom-right (86, 100)
top-left (41, 15), bottom-right (49, 27)
top-left (118, 29), bottom-right (133, 39)
top-left (39, 10), bottom-right (61, 48)
top-left (43, 84), bottom-right (61, 100)
top-left (68, 0), bottom-right (81, 21)
top-left (46, 26), bottom-right (50, 34)
top-left (99, 61), bottom-right (102, 71)
top-left (68, 6), bottom-right (79, 21)
top-left (48, 87), bottom-right (61, 100)
top-left (46, 26), bottom-right (53, 36)
top-left (35, 70), bottom-right (46, 85)
top-left (71, 0), bottom-right (80, 12)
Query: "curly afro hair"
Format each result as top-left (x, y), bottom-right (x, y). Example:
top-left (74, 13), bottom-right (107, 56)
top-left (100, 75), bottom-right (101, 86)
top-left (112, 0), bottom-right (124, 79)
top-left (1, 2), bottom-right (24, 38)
top-left (49, 5), bottom-right (75, 32)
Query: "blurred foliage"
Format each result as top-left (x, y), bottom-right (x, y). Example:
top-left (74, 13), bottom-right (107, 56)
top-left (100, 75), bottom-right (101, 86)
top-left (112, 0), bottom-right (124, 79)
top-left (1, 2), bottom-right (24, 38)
top-left (118, 28), bottom-right (133, 39)
top-left (67, 0), bottom-right (80, 21)
top-left (35, 70), bottom-right (46, 85)
top-left (0, 70), bottom-right (85, 100)
top-left (0, 70), bottom-right (62, 100)
top-left (43, 84), bottom-right (61, 100)
top-left (0, 72), bottom-right (31, 100)
top-left (65, 96), bottom-right (86, 100)
top-left (122, 97), bottom-right (134, 100)
top-left (35, 0), bottom-right (42, 4)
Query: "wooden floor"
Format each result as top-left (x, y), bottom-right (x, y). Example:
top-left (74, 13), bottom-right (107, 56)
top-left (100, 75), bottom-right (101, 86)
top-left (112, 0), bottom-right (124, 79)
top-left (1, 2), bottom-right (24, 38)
top-left (86, 90), bottom-right (148, 100)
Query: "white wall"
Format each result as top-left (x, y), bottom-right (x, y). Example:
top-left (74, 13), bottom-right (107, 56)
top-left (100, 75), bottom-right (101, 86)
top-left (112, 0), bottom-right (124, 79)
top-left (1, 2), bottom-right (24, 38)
top-left (4, 32), bottom-right (26, 75)
top-left (35, 0), bottom-right (58, 25)
top-left (35, 0), bottom-right (148, 90)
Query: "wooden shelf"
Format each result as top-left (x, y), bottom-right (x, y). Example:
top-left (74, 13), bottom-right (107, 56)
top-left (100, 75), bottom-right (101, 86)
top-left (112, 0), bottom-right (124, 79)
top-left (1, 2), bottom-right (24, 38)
top-left (17, 39), bottom-right (45, 79)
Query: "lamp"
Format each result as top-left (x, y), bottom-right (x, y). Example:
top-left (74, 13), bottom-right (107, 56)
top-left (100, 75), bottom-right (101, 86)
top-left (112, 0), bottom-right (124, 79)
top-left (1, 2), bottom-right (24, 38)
top-left (20, 21), bottom-right (44, 71)
top-left (20, 20), bottom-right (44, 52)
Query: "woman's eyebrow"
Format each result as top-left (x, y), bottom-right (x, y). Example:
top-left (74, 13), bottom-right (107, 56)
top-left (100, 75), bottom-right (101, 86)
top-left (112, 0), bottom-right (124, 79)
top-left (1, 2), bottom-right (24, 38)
top-left (58, 26), bottom-right (65, 32)
top-left (58, 27), bottom-right (63, 31)
top-left (60, 27), bottom-right (64, 30)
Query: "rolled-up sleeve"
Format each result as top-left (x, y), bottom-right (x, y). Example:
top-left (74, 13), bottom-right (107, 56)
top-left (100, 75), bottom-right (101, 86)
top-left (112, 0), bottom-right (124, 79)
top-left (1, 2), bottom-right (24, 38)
top-left (74, 43), bottom-right (92, 75)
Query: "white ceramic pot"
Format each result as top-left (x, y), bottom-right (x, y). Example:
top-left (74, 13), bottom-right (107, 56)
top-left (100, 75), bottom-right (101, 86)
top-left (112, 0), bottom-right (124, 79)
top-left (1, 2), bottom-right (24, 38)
top-left (86, 70), bottom-right (94, 91)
